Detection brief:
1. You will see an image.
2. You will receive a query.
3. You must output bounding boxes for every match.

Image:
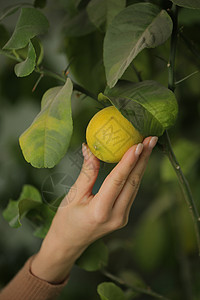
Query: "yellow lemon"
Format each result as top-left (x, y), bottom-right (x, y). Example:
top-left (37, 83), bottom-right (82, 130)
top-left (86, 106), bottom-right (143, 163)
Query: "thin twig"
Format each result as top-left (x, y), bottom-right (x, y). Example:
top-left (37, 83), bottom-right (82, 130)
top-left (0, 49), bottom-right (101, 104)
top-left (131, 63), bottom-right (142, 82)
top-left (101, 269), bottom-right (172, 300)
top-left (175, 70), bottom-right (199, 85)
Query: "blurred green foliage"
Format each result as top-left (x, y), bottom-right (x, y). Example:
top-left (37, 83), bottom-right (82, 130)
top-left (0, 0), bottom-right (200, 300)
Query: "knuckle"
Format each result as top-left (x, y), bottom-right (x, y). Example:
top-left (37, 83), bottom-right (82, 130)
top-left (94, 211), bottom-right (109, 224)
top-left (111, 216), bottom-right (128, 230)
top-left (128, 174), bottom-right (140, 188)
top-left (112, 177), bottom-right (126, 188)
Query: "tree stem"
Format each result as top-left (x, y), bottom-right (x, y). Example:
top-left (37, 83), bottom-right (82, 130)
top-left (165, 4), bottom-right (200, 254)
top-left (168, 4), bottom-right (178, 92)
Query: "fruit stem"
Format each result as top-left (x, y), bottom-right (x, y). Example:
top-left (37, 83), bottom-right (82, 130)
top-left (165, 4), bottom-right (200, 254)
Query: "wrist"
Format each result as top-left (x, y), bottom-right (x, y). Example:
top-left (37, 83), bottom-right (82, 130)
top-left (31, 233), bottom-right (86, 284)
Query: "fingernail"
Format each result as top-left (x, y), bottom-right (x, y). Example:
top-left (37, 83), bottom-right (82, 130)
top-left (149, 136), bottom-right (158, 149)
top-left (135, 143), bottom-right (144, 156)
top-left (82, 143), bottom-right (89, 160)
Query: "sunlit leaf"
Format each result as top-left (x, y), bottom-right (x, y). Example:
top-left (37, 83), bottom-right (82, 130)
top-left (97, 282), bottom-right (126, 300)
top-left (3, 7), bottom-right (49, 50)
top-left (99, 80), bottom-right (178, 136)
top-left (14, 41), bottom-right (36, 77)
top-left (76, 240), bottom-right (109, 271)
top-left (171, 0), bottom-right (200, 9)
top-left (19, 78), bottom-right (73, 168)
top-left (104, 3), bottom-right (172, 87)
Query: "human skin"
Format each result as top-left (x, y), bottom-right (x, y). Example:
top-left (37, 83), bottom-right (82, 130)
top-left (31, 136), bottom-right (158, 284)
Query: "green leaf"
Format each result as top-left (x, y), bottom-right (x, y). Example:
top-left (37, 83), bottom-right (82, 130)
top-left (3, 185), bottom-right (42, 228)
top-left (14, 41), bottom-right (36, 77)
top-left (19, 78), bottom-right (73, 168)
top-left (3, 7), bottom-right (49, 50)
top-left (97, 282), bottom-right (126, 300)
top-left (104, 3), bottom-right (173, 87)
top-left (106, 0), bottom-right (126, 26)
top-left (99, 80), bottom-right (178, 137)
top-left (31, 205), bottom-right (55, 238)
top-left (76, 240), bottom-right (109, 271)
top-left (87, 0), bottom-right (126, 30)
top-left (171, 0), bottom-right (200, 9)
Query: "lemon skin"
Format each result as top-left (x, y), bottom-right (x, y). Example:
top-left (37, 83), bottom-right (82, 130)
top-left (86, 106), bottom-right (143, 163)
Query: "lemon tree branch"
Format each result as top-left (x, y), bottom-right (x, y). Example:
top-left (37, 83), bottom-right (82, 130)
top-left (163, 4), bottom-right (200, 254)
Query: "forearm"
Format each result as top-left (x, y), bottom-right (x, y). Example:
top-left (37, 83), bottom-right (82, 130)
top-left (31, 230), bottom-right (87, 284)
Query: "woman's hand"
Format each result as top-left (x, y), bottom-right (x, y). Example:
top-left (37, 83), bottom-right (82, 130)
top-left (31, 136), bottom-right (158, 284)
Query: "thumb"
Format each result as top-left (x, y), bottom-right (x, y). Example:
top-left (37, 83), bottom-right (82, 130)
top-left (75, 143), bottom-right (100, 197)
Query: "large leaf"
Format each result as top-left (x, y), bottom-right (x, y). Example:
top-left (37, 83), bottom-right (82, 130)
top-left (30, 205), bottom-right (55, 238)
top-left (99, 80), bottom-right (178, 136)
top-left (87, 0), bottom-right (126, 30)
top-left (171, 0), bottom-right (200, 9)
top-left (3, 185), bottom-right (42, 228)
top-left (19, 78), bottom-right (73, 168)
top-left (14, 41), bottom-right (36, 77)
top-left (104, 3), bottom-right (173, 87)
top-left (97, 282), bottom-right (126, 300)
top-left (3, 7), bottom-right (49, 50)
top-left (76, 240), bottom-right (108, 271)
